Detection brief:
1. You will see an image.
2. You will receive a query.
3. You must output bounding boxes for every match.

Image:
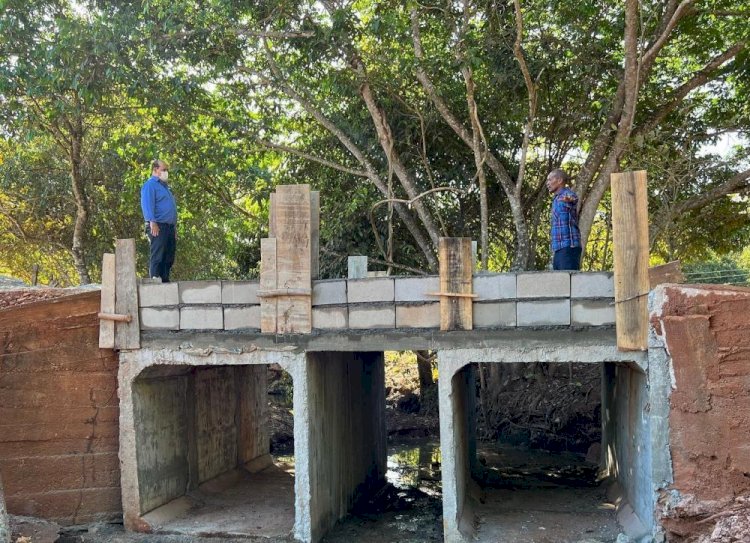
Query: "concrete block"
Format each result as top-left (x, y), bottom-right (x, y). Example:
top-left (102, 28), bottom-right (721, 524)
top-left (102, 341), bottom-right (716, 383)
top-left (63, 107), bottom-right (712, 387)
top-left (349, 304), bottom-right (395, 329)
top-left (139, 307), bottom-right (179, 330)
top-left (348, 256), bottom-right (368, 278)
top-left (472, 301), bottom-right (516, 328)
top-left (312, 306), bottom-right (348, 329)
top-left (517, 272), bottom-right (570, 298)
top-left (473, 274), bottom-right (516, 300)
top-left (347, 278), bottom-right (394, 303)
top-left (179, 281), bottom-right (222, 304)
top-left (221, 281), bottom-right (260, 304)
top-left (572, 300), bottom-right (615, 326)
top-left (312, 279), bottom-right (347, 306)
top-left (571, 272), bottom-right (614, 298)
top-left (223, 306), bottom-right (260, 330)
top-left (180, 306), bottom-right (223, 329)
top-left (394, 276), bottom-right (439, 302)
top-left (517, 299), bottom-right (570, 326)
top-left (138, 282), bottom-right (179, 307)
top-left (396, 303), bottom-right (440, 328)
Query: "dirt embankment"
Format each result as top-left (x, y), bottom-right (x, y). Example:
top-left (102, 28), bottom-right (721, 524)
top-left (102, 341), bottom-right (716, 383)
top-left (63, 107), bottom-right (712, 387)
top-left (653, 285), bottom-right (750, 542)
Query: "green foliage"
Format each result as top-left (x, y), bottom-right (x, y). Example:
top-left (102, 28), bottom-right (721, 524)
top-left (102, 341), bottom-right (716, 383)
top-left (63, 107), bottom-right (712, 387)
top-left (683, 251), bottom-right (750, 286)
top-left (0, 0), bottom-right (748, 282)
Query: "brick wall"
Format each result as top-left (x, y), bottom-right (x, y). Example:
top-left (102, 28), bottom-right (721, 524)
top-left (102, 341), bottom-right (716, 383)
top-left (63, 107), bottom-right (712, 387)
top-left (0, 291), bottom-right (121, 525)
top-left (652, 285), bottom-right (750, 539)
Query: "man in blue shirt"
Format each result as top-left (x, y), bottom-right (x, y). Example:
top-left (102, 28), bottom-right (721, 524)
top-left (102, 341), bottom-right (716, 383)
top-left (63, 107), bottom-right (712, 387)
top-left (141, 160), bottom-right (177, 282)
top-left (546, 168), bottom-right (582, 270)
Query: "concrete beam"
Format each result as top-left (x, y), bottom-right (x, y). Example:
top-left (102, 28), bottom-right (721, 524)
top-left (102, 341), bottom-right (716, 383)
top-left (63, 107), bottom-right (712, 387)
top-left (139, 329), bottom-right (647, 370)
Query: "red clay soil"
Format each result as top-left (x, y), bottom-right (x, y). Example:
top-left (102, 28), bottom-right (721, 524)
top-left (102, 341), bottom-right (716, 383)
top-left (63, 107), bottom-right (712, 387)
top-left (0, 290), bottom-right (121, 525)
top-left (652, 284), bottom-right (750, 542)
top-left (0, 288), bottom-right (84, 310)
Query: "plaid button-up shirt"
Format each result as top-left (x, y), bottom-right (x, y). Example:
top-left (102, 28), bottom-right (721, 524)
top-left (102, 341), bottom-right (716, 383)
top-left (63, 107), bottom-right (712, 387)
top-left (550, 187), bottom-right (581, 252)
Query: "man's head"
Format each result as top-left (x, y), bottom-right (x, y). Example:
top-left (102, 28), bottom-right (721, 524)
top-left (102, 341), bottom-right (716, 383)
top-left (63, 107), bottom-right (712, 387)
top-left (152, 159), bottom-right (170, 181)
top-left (546, 168), bottom-right (569, 193)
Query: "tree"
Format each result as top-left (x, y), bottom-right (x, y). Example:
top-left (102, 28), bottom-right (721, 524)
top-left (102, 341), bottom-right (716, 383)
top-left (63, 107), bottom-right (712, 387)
top-left (118, 0), bottom-right (748, 273)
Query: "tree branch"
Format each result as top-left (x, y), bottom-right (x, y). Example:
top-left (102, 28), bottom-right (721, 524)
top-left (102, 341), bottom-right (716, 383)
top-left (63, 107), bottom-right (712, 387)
top-left (256, 139), bottom-right (369, 177)
top-left (635, 41), bottom-right (747, 136)
top-left (262, 40), bottom-right (439, 271)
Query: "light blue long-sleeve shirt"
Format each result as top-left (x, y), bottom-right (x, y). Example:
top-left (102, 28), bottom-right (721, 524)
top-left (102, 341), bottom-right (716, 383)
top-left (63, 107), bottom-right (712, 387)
top-left (140, 175), bottom-right (177, 224)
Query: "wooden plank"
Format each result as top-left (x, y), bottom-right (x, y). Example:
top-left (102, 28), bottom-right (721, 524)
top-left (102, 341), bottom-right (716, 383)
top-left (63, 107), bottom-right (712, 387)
top-left (99, 253), bottom-right (116, 349)
top-left (438, 237), bottom-right (473, 331)
top-left (114, 239), bottom-right (140, 349)
top-left (649, 260), bottom-right (685, 288)
top-left (611, 171), bottom-right (649, 351)
top-left (310, 190), bottom-right (320, 280)
top-left (260, 238), bottom-right (278, 333)
top-left (269, 193), bottom-right (277, 238)
top-left (274, 185), bottom-right (312, 333)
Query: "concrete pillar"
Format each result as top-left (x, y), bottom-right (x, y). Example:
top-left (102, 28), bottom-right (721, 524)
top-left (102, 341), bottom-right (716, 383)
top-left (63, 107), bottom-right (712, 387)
top-left (299, 352), bottom-right (386, 542)
top-left (438, 357), bottom-right (477, 543)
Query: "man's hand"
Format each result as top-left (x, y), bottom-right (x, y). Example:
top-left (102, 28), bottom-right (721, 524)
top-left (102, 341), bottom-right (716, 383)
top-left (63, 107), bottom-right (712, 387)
top-left (149, 221), bottom-right (160, 237)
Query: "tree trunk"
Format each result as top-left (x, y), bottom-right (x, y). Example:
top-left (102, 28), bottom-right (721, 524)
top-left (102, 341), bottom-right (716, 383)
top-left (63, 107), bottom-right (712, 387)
top-left (0, 471), bottom-right (9, 543)
top-left (69, 128), bottom-right (91, 285)
top-left (416, 350), bottom-right (434, 390)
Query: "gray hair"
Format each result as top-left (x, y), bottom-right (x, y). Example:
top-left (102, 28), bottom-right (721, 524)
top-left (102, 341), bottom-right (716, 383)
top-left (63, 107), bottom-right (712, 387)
top-left (548, 168), bottom-right (569, 183)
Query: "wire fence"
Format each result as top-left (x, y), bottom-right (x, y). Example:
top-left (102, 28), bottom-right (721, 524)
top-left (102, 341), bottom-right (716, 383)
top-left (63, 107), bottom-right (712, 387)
top-left (683, 269), bottom-right (750, 286)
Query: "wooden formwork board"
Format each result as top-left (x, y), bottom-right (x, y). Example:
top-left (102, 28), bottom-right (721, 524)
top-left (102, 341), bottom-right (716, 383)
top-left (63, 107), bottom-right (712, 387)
top-left (260, 237), bottom-right (278, 334)
top-left (274, 185), bottom-right (312, 333)
top-left (611, 171), bottom-right (649, 351)
top-left (438, 237), bottom-right (474, 331)
top-left (99, 253), bottom-right (116, 349)
top-left (114, 239), bottom-right (140, 349)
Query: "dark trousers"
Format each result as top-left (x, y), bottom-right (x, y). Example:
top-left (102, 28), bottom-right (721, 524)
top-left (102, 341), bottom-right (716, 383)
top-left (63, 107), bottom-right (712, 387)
top-left (146, 222), bottom-right (176, 282)
top-left (553, 246), bottom-right (582, 270)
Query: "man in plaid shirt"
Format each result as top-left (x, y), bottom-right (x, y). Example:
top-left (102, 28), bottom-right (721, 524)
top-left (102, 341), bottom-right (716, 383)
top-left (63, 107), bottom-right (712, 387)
top-left (546, 169), bottom-right (582, 270)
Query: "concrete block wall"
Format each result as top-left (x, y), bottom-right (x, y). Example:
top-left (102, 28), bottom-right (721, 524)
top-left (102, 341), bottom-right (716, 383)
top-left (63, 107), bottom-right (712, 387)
top-left (138, 272), bottom-right (614, 332)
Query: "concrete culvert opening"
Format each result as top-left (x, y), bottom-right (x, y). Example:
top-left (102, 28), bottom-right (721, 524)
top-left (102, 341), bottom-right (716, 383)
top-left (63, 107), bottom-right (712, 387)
top-left (130, 363), bottom-right (295, 539)
top-left (322, 350), bottom-right (443, 543)
top-left (443, 360), bottom-right (647, 543)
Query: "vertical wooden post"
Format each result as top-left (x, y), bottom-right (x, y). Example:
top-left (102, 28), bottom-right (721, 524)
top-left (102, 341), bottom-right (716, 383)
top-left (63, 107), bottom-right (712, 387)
top-left (260, 238), bottom-right (278, 333)
top-left (114, 239), bottom-right (140, 349)
top-left (611, 170), bottom-right (649, 351)
top-left (439, 237), bottom-right (473, 331)
top-left (275, 185), bottom-right (312, 333)
top-left (311, 190), bottom-right (320, 280)
top-left (259, 185), bottom-right (313, 334)
top-left (99, 253), bottom-right (116, 349)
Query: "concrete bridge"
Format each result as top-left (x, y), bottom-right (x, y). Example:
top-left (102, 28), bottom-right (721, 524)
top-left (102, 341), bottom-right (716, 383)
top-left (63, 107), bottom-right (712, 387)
top-left (113, 270), bottom-right (669, 542)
